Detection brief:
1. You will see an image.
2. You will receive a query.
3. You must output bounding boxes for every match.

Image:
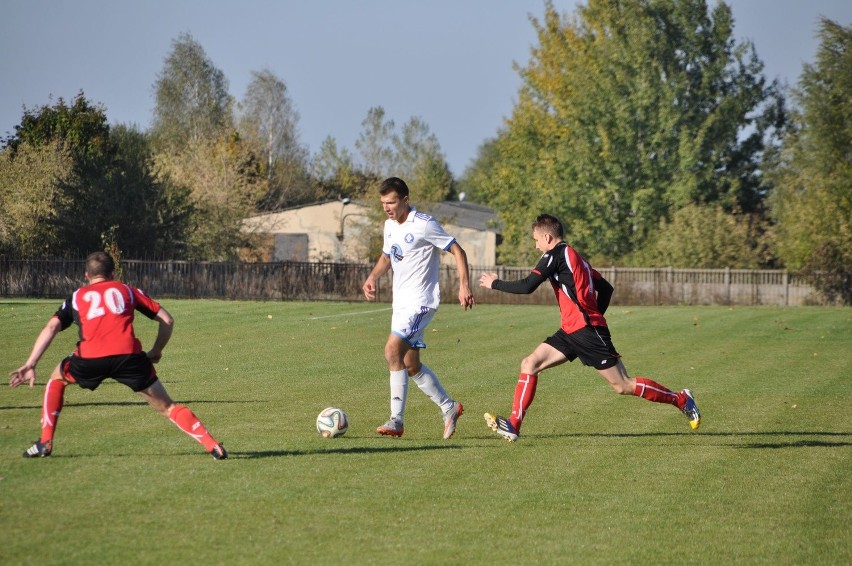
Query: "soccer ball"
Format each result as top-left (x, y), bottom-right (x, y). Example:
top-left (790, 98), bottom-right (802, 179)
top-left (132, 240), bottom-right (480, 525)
top-left (316, 407), bottom-right (349, 438)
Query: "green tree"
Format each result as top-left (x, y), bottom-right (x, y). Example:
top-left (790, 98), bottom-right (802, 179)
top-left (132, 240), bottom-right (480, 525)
top-left (109, 125), bottom-right (193, 258)
top-left (312, 136), bottom-right (366, 199)
top-left (393, 116), bottom-right (453, 203)
top-left (151, 34), bottom-right (266, 260)
top-left (768, 18), bottom-right (852, 303)
top-left (464, 0), bottom-right (783, 265)
top-left (151, 32), bottom-right (233, 151)
top-left (355, 107), bottom-right (395, 179)
top-left (630, 204), bottom-right (772, 268)
top-left (154, 134), bottom-right (264, 260)
top-left (0, 140), bottom-right (75, 256)
top-left (239, 69), bottom-right (313, 210)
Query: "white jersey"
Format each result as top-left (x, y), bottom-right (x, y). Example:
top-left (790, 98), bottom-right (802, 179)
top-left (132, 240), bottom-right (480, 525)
top-left (383, 208), bottom-right (456, 309)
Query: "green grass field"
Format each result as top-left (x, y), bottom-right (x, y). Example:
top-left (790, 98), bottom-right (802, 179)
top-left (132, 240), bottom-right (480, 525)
top-left (1, 300), bottom-right (849, 564)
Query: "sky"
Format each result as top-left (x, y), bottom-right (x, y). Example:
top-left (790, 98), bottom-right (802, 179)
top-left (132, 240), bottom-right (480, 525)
top-left (2, 1), bottom-right (850, 176)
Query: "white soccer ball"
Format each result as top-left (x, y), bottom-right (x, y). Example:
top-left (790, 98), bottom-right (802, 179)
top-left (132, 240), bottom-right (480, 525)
top-left (316, 407), bottom-right (349, 438)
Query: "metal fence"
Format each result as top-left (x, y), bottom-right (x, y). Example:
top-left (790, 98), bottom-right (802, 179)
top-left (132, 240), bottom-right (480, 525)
top-left (0, 257), bottom-right (832, 306)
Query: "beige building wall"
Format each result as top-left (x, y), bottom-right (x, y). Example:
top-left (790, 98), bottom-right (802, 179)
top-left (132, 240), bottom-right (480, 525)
top-left (243, 201), bottom-right (496, 266)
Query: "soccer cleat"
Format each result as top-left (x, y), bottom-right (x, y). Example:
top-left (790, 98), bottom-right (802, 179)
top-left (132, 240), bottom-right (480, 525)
top-left (376, 418), bottom-right (404, 437)
top-left (484, 413), bottom-right (518, 442)
top-left (23, 440), bottom-right (52, 458)
top-left (442, 401), bottom-right (464, 439)
top-left (210, 443), bottom-right (228, 460)
top-left (680, 389), bottom-right (701, 430)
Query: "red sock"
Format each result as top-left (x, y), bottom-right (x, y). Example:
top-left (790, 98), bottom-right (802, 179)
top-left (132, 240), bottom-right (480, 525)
top-left (510, 373), bottom-right (538, 431)
top-left (168, 405), bottom-right (218, 451)
top-left (40, 379), bottom-right (66, 444)
top-left (633, 377), bottom-right (679, 407)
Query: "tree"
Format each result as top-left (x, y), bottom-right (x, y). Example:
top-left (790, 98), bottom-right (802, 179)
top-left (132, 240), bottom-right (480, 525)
top-left (629, 204), bottom-right (772, 268)
top-left (463, 0), bottom-right (783, 265)
top-left (151, 32), bottom-right (232, 151)
top-left (0, 140), bottom-right (75, 256)
top-left (154, 134), bottom-right (264, 260)
top-left (312, 136), bottom-right (365, 199)
top-left (150, 34), bottom-right (267, 260)
top-left (768, 18), bottom-right (852, 303)
top-left (393, 116), bottom-right (453, 203)
top-left (0, 94), bottom-right (195, 258)
top-left (355, 107), bottom-right (396, 179)
top-left (239, 69), bottom-right (313, 210)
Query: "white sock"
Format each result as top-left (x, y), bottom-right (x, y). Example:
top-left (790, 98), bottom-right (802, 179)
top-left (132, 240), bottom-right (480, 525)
top-left (390, 369), bottom-right (408, 422)
top-left (411, 364), bottom-right (453, 413)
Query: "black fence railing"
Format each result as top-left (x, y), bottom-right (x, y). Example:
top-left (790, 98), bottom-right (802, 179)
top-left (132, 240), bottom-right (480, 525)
top-left (0, 257), bottom-right (833, 306)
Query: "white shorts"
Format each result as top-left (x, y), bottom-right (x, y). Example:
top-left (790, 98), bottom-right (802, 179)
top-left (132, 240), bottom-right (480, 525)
top-left (390, 305), bottom-right (437, 349)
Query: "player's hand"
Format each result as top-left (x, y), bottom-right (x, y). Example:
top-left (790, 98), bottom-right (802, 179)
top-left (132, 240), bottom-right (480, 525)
top-left (458, 287), bottom-right (475, 310)
top-left (147, 350), bottom-right (163, 364)
top-left (479, 273), bottom-right (498, 289)
top-left (9, 365), bottom-right (36, 388)
top-left (362, 278), bottom-right (377, 301)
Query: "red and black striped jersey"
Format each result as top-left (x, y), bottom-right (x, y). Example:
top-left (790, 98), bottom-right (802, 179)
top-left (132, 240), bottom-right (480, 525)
top-left (492, 242), bottom-right (612, 334)
top-left (53, 280), bottom-right (161, 358)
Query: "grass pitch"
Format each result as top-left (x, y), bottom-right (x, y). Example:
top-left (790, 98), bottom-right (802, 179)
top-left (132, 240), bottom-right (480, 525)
top-left (1, 300), bottom-right (849, 564)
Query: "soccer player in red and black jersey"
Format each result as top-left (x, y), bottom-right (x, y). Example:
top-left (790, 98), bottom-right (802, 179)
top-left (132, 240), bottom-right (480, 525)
top-left (479, 214), bottom-right (701, 441)
top-left (9, 251), bottom-right (227, 459)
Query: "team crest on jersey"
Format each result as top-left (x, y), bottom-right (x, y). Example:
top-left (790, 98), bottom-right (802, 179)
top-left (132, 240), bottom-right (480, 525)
top-left (390, 244), bottom-right (405, 262)
top-left (404, 233), bottom-right (414, 243)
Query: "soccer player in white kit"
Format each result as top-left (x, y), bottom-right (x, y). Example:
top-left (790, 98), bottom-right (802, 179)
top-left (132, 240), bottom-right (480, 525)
top-left (362, 177), bottom-right (475, 439)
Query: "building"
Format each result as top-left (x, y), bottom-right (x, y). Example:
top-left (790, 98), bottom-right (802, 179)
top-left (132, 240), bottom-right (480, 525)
top-left (242, 199), bottom-right (500, 266)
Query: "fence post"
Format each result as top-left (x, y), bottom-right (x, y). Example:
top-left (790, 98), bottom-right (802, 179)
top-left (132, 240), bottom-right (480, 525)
top-left (783, 270), bottom-right (789, 306)
top-left (725, 267), bottom-right (731, 304)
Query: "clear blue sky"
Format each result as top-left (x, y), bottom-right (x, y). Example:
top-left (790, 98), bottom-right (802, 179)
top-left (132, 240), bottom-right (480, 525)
top-left (2, 0), bottom-right (850, 175)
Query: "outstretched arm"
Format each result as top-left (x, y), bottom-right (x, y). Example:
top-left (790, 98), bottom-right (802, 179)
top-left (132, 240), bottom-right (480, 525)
top-left (9, 316), bottom-right (63, 388)
top-left (479, 270), bottom-right (547, 295)
top-left (448, 242), bottom-right (475, 310)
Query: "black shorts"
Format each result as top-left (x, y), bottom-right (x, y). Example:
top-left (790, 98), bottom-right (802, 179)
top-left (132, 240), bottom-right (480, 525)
top-left (544, 326), bottom-right (621, 370)
top-left (61, 353), bottom-right (158, 392)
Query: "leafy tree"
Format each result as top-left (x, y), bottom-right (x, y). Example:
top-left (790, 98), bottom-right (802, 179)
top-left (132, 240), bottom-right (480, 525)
top-left (151, 34), bottom-right (267, 260)
top-left (393, 117), bottom-right (453, 203)
top-left (463, 0), bottom-right (783, 265)
top-left (768, 18), bottom-right (852, 303)
top-left (0, 140), bottom-right (75, 256)
top-left (312, 136), bottom-right (367, 199)
top-left (239, 69), bottom-right (313, 210)
top-left (0, 95), bottom-right (194, 258)
top-left (355, 107), bottom-right (395, 179)
top-left (154, 134), bottom-right (264, 260)
top-left (109, 125), bottom-right (193, 258)
top-left (151, 32), bottom-right (233, 151)
top-left (629, 204), bottom-right (773, 268)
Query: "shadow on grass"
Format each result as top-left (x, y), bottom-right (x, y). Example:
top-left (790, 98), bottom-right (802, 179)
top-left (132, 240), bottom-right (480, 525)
top-left (510, 431), bottom-right (852, 450)
top-left (1, 399), bottom-right (266, 411)
top-left (235, 444), bottom-right (463, 459)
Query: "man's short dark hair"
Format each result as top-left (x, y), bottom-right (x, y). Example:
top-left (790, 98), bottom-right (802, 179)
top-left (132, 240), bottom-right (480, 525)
top-left (532, 214), bottom-right (564, 239)
top-left (86, 251), bottom-right (115, 278)
top-left (380, 177), bottom-right (409, 198)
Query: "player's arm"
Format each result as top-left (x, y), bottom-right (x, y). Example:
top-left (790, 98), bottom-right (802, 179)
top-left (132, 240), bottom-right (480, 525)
top-left (9, 316), bottom-right (63, 388)
top-left (479, 270), bottom-right (548, 295)
top-left (594, 275), bottom-right (614, 315)
top-left (147, 306), bottom-right (174, 364)
top-left (363, 254), bottom-right (391, 301)
top-left (447, 242), bottom-right (475, 310)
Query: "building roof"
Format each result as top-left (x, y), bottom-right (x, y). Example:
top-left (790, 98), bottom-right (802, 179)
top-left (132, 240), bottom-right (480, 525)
top-left (418, 200), bottom-right (501, 232)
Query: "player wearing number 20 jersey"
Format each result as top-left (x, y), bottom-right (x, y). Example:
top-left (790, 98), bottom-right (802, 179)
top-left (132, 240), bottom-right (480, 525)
top-left (9, 251), bottom-right (227, 459)
top-left (57, 280), bottom-right (161, 358)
